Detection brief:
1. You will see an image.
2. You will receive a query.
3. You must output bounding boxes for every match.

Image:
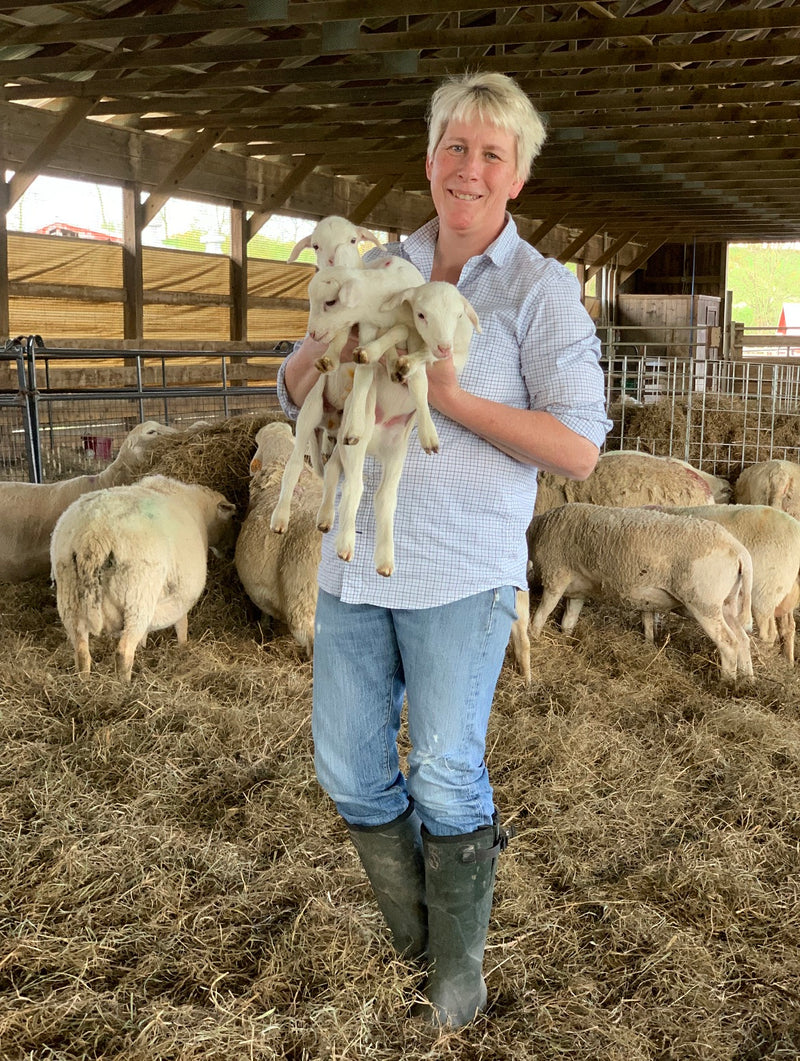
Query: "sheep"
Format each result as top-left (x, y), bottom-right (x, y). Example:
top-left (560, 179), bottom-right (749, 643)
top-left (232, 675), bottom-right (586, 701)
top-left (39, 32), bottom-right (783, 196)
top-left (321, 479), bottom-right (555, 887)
top-left (0, 420), bottom-right (177, 583)
top-left (312, 281), bottom-right (480, 577)
top-left (526, 503), bottom-right (754, 683)
top-left (235, 422), bottom-right (320, 658)
top-left (343, 280), bottom-right (482, 453)
top-left (509, 588), bottom-right (531, 685)
top-left (603, 450), bottom-right (732, 503)
top-left (301, 259), bottom-right (426, 443)
top-left (534, 449), bottom-right (715, 515)
top-left (288, 216), bottom-right (386, 378)
top-left (286, 215), bottom-right (382, 269)
top-left (659, 504), bottom-right (800, 663)
top-left (50, 474), bottom-right (237, 682)
top-left (733, 459), bottom-right (800, 519)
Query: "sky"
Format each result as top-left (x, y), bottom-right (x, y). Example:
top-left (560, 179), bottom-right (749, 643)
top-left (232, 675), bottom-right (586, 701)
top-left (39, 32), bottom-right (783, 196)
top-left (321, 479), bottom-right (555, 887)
top-left (4, 171), bottom-right (316, 249)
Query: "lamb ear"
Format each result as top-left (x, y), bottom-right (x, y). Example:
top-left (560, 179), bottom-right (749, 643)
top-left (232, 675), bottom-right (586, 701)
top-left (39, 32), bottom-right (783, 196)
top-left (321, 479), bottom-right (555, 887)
top-left (287, 235), bottom-right (313, 264)
top-left (218, 500), bottom-right (238, 520)
top-left (379, 287), bottom-right (414, 313)
top-left (357, 227), bottom-right (382, 248)
top-left (463, 298), bottom-right (481, 333)
top-left (338, 279), bottom-right (361, 308)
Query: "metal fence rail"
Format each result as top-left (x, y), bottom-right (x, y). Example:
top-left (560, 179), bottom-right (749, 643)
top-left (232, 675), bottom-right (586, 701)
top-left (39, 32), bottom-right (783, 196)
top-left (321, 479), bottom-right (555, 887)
top-left (4, 335), bottom-right (800, 485)
top-left (600, 349), bottom-right (800, 478)
top-left (1, 336), bottom-right (285, 482)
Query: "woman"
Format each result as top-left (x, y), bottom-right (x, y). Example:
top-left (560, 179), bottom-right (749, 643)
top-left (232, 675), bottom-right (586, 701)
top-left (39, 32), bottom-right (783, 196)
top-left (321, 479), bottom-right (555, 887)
top-left (278, 71), bottom-right (611, 1027)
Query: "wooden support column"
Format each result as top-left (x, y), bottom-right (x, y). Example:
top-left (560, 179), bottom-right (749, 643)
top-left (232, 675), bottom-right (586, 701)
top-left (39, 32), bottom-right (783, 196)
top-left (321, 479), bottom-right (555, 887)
top-left (0, 180), bottom-right (9, 339)
top-left (122, 183), bottom-right (144, 342)
top-left (230, 202), bottom-right (248, 343)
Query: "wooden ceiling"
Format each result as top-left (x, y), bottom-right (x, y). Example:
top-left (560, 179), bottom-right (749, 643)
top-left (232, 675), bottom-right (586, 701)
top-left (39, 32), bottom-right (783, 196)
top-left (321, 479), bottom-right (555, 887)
top-left (3, 0), bottom-right (800, 257)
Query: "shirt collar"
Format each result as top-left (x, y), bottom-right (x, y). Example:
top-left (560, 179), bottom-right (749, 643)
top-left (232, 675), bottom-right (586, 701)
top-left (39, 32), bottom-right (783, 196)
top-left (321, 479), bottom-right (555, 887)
top-left (403, 212), bottom-right (519, 276)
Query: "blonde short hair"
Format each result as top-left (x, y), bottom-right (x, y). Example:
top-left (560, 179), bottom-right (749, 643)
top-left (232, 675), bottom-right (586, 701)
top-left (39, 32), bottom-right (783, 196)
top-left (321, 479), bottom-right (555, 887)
top-left (426, 71), bottom-right (547, 183)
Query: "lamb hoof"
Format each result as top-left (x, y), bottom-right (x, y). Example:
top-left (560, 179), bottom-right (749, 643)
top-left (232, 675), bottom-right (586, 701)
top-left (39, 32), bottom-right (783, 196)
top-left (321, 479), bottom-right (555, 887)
top-left (317, 520), bottom-right (331, 533)
top-left (314, 356), bottom-right (334, 373)
top-left (343, 435), bottom-right (360, 446)
top-left (270, 516), bottom-right (288, 534)
top-left (353, 347), bottom-right (369, 364)
top-left (376, 565), bottom-right (393, 578)
top-left (391, 359), bottom-right (410, 382)
top-left (337, 549), bottom-right (353, 563)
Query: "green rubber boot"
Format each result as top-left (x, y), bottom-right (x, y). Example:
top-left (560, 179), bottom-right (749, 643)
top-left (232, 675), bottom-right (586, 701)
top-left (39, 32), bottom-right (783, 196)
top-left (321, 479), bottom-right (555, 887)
top-left (414, 815), bottom-right (509, 1027)
top-left (347, 802), bottom-right (428, 960)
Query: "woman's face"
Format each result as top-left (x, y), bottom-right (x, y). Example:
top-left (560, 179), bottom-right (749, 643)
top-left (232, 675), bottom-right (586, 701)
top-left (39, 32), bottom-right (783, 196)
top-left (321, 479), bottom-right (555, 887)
top-left (426, 117), bottom-right (524, 246)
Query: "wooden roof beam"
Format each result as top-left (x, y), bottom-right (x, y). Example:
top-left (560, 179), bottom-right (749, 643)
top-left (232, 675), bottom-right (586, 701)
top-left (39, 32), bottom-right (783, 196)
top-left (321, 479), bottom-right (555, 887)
top-left (140, 127), bottom-right (224, 228)
top-left (7, 96), bottom-right (97, 207)
top-left (245, 153), bottom-right (322, 240)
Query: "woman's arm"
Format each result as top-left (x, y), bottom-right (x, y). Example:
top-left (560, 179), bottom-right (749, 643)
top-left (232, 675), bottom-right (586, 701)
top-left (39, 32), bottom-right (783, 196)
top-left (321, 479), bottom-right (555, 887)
top-left (425, 357), bottom-right (600, 479)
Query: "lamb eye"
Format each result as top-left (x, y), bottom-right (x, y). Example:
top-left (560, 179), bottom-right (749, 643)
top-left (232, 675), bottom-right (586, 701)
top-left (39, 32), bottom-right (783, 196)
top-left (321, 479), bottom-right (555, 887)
top-left (350, 237), bottom-right (357, 244)
top-left (324, 299), bottom-right (337, 308)
top-left (417, 312), bottom-right (425, 321)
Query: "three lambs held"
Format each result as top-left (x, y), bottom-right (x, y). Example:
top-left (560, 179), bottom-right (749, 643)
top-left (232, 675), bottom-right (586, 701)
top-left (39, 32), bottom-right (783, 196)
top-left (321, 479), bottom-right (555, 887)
top-left (0, 420), bottom-right (177, 582)
top-left (235, 422), bottom-right (320, 658)
top-left (50, 474), bottom-right (237, 682)
top-left (272, 273), bottom-right (480, 577)
top-left (526, 503), bottom-right (754, 683)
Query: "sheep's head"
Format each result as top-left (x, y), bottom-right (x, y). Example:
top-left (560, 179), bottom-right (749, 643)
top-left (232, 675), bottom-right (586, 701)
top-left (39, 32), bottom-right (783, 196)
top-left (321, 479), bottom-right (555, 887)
top-left (307, 268), bottom-right (363, 344)
top-left (114, 421), bottom-right (178, 471)
top-left (250, 421), bottom-right (294, 474)
top-left (288, 216), bottom-right (382, 268)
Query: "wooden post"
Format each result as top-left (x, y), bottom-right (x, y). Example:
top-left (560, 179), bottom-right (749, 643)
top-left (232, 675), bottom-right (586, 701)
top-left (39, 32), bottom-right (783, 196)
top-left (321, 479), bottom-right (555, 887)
top-left (230, 202), bottom-right (247, 342)
top-left (229, 201), bottom-right (248, 387)
top-left (122, 183), bottom-right (144, 343)
top-left (0, 180), bottom-right (9, 339)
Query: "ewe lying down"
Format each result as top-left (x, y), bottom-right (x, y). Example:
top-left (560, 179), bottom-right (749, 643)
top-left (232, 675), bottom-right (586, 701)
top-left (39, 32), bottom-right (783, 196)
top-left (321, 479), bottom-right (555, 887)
top-left (51, 474), bottom-right (237, 682)
top-left (527, 504), bottom-right (754, 682)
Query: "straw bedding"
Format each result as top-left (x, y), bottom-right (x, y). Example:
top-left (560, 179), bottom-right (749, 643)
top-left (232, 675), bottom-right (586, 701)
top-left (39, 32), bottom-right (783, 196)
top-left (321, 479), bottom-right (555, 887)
top-left (1, 416), bottom-right (799, 1060)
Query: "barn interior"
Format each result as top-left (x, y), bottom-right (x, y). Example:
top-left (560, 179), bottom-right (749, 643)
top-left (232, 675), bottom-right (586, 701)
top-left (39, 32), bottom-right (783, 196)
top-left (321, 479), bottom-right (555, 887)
top-left (2, 6), bottom-right (800, 1060)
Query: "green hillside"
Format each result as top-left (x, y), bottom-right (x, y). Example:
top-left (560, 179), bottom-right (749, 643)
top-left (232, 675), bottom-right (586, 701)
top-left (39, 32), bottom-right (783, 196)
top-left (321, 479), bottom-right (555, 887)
top-left (727, 242), bottom-right (800, 329)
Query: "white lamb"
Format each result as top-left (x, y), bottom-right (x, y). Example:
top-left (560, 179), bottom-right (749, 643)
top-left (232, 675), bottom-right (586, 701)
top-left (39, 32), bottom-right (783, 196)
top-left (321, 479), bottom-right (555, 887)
top-left (288, 216), bottom-right (386, 378)
top-left (733, 459), bottom-right (800, 519)
top-left (50, 474), bottom-right (237, 682)
top-left (235, 422), bottom-right (320, 658)
top-left (0, 420), bottom-right (177, 583)
top-left (287, 215), bottom-right (382, 269)
top-left (660, 504), bottom-right (800, 663)
top-left (526, 503), bottom-right (753, 683)
top-left (534, 449), bottom-right (716, 515)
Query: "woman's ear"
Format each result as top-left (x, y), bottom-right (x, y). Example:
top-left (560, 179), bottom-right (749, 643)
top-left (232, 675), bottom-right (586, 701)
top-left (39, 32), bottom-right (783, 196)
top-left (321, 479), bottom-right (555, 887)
top-left (508, 177), bottom-right (525, 201)
top-left (425, 155), bottom-right (433, 180)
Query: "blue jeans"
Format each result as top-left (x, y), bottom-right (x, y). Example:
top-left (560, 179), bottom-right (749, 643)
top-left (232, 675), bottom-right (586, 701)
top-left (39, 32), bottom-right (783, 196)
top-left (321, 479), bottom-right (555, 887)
top-left (312, 586), bottom-right (517, 836)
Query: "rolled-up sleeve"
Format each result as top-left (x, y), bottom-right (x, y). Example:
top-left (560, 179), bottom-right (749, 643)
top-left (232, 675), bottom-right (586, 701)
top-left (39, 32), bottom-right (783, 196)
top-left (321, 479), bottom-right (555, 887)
top-left (276, 340), bottom-right (303, 421)
top-left (521, 268), bottom-right (611, 448)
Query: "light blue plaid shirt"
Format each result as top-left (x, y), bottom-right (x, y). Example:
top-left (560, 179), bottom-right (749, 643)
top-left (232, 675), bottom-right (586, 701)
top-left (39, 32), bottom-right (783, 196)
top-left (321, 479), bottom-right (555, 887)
top-left (278, 213), bottom-right (611, 608)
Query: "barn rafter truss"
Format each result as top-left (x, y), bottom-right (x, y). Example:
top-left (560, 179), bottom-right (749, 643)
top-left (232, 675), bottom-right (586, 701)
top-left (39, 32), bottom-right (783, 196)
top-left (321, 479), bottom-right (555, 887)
top-left (2, 0), bottom-right (800, 295)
